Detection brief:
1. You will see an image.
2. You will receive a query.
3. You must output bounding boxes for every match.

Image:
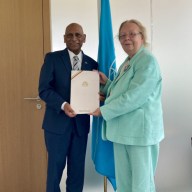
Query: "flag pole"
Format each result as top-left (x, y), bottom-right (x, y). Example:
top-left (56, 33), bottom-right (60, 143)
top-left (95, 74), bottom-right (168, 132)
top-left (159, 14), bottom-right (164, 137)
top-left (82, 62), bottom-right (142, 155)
top-left (97, 1), bottom-right (108, 191)
top-left (104, 176), bottom-right (107, 192)
top-left (96, 0), bottom-right (116, 191)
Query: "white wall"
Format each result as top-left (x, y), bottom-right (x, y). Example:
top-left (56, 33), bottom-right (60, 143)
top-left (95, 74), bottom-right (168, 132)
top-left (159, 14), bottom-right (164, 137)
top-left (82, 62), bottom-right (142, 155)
top-left (153, 1), bottom-right (192, 191)
top-left (50, 0), bottom-right (192, 191)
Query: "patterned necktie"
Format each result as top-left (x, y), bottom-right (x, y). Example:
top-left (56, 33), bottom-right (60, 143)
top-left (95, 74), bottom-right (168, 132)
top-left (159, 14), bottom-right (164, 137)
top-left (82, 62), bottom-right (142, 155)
top-left (73, 56), bottom-right (79, 70)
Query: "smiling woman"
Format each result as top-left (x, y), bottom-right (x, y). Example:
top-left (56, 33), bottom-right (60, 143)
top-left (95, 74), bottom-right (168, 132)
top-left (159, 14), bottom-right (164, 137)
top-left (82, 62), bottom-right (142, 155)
top-left (50, 0), bottom-right (192, 192)
top-left (91, 19), bottom-right (164, 192)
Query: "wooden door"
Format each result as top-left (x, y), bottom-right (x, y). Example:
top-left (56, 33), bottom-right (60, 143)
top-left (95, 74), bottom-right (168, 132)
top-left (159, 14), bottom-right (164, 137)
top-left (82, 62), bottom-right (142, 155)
top-left (0, 0), bottom-right (51, 191)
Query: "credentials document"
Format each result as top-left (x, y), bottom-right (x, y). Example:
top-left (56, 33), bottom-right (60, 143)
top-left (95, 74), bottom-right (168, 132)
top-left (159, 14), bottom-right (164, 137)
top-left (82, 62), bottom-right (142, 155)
top-left (70, 71), bottom-right (99, 114)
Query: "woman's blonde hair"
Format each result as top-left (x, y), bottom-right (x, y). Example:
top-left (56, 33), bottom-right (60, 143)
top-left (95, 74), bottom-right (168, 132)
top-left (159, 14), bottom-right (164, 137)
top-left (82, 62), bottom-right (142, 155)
top-left (118, 19), bottom-right (148, 47)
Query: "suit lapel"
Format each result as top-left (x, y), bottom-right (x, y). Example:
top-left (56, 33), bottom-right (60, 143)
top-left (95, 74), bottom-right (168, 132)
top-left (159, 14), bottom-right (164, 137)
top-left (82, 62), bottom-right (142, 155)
top-left (107, 60), bottom-right (131, 96)
top-left (114, 60), bottom-right (131, 84)
top-left (81, 52), bottom-right (90, 70)
top-left (60, 49), bottom-right (72, 72)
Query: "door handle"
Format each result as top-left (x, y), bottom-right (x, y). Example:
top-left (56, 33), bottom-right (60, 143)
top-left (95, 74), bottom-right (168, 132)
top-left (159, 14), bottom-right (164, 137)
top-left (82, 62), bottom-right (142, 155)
top-left (24, 96), bottom-right (41, 101)
top-left (24, 96), bottom-right (42, 109)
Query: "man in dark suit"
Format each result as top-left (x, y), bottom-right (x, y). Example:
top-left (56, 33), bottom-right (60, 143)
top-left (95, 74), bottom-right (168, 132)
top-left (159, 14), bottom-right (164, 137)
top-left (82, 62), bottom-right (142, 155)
top-left (38, 23), bottom-right (98, 192)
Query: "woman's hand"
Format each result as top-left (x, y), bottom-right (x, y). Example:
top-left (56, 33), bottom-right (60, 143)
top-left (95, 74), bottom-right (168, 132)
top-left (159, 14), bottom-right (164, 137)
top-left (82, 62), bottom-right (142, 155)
top-left (90, 108), bottom-right (102, 117)
top-left (99, 72), bottom-right (108, 85)
top-left (99, 92), bottom-right (106, 102)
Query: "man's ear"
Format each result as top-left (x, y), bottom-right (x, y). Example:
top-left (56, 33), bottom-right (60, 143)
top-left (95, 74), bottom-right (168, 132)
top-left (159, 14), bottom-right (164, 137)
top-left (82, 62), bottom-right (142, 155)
top-left (83, 34), bottom-right (86, 43)
top-left (64, 35), bottom-right (66, 43)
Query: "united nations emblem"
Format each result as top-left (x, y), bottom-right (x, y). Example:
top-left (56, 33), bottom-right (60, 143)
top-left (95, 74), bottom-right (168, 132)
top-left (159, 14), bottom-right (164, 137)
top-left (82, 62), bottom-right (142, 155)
top-left (82, 81), bottom-right (88, 87)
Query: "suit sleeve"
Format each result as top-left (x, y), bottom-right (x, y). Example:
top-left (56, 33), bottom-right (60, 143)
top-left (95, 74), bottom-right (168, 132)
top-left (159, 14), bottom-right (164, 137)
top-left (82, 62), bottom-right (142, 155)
top-left (38, 53), bottom-right (65, 114)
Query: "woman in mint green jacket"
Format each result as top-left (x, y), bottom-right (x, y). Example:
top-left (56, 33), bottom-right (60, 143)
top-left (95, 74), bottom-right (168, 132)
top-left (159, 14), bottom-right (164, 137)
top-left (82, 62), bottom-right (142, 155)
top-left (91, 19), bottom-right (164, 192)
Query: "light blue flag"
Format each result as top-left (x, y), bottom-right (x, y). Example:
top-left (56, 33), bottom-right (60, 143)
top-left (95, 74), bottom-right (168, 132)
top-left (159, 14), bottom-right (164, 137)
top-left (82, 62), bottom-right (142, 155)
top-left (92, 0), bottom-right (116, 190)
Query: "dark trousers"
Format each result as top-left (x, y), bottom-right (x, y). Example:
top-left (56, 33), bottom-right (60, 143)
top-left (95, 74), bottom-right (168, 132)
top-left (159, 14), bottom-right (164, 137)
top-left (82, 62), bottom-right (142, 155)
top-left (44, 128), bottom-right (88, 192)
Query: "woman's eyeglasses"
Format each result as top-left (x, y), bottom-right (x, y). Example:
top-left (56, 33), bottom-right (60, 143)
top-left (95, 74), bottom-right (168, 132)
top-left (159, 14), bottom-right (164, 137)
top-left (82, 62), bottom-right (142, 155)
top-left (119, 32), bottom-right (141, 40)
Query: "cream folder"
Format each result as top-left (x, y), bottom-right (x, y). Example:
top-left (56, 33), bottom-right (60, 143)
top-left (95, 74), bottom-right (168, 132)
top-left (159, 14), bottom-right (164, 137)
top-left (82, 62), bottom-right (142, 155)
top-left (70, 71), bottom-right (99, 114)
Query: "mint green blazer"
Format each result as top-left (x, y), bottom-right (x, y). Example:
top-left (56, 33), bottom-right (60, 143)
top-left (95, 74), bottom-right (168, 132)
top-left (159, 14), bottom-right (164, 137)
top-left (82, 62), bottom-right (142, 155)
top-left (100, 46), bottom-right (164, 146)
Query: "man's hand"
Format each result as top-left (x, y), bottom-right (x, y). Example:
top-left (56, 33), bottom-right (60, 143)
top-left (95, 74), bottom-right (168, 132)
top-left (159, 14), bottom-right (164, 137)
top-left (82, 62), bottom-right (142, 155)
top-left (63, 103), bottom-right (76, 117)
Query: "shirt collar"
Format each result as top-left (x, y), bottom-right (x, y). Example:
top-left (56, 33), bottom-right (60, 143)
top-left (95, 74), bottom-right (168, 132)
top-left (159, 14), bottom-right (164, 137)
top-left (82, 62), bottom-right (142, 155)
top-left (67, 49), bottom-right (82, 63)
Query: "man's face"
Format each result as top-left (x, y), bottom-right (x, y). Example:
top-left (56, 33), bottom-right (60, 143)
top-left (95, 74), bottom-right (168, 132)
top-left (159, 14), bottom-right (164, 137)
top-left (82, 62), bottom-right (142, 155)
top-left (64, 24), bottom-right (86, 55)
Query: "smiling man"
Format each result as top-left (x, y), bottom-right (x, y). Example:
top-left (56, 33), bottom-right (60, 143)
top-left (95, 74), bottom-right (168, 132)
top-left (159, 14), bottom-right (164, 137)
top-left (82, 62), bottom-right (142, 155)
top-left (38, 23), bottom-right (98, 192)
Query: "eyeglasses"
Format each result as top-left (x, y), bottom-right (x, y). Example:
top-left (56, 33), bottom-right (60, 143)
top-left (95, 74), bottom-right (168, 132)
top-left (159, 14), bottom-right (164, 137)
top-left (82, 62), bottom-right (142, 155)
top-left (119, 32), bottom-right (141, 40)
top-left (65, 33), bottom-right (84, 39)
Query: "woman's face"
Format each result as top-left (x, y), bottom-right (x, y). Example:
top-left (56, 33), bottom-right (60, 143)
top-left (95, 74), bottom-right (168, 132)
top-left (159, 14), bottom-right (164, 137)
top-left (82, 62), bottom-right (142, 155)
top-left (119, 22), bottom-right (143, 58)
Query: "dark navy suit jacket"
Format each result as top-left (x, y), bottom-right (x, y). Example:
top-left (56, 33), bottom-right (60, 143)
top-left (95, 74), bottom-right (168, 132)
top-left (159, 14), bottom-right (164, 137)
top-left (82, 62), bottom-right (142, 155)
top-left (39, 48), bottom-right (98, 135)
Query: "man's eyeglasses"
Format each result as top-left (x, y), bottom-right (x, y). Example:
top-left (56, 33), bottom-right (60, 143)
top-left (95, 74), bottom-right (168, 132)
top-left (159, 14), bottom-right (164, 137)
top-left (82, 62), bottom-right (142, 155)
top-left (65, 33), bottom-right (84, 39)
top-left (119, 32), bottom-right (141, 40)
